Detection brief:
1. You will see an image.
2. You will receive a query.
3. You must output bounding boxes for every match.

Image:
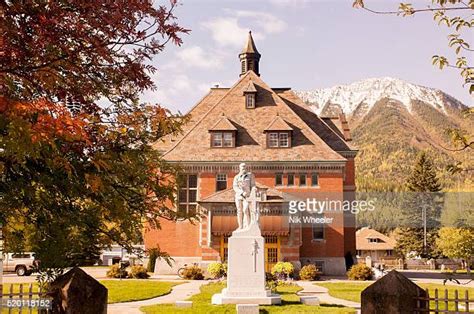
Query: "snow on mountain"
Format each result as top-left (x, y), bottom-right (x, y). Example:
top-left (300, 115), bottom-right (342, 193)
top-left (295, 77), bottom-right (466, 116)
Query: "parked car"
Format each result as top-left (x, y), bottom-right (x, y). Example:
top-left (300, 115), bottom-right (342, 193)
top-left (2, 252), bottom-right (38, 276)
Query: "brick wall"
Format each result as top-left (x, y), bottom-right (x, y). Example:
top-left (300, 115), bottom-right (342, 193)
top-left (145, 164), bottom-right (356, 261)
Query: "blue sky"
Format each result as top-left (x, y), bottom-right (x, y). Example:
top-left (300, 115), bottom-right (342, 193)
top-left (141, 0), bottom-right (473, 112)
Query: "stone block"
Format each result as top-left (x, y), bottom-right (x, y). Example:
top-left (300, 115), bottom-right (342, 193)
top-left (175, 301), bottom-right (192, 308)
top-left (361, 270), bottom-right (428, 314)
top-left (46, 267), bottom-right (107, 314)
top-left (300, 296), bottom-right (320, 306)
top-left (236, 304), bottom-right (259, 314)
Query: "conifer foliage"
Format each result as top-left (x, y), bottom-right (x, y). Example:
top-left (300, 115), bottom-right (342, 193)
top-left (395, 152), bottom-right (442, 258)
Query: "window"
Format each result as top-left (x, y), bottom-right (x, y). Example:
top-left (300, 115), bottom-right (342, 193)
top-left (216, 173), bottom-right (227, 191)
top-left (311, 173), bottom-right (319, 186)
top-left (279, 132), bottom-right (289, 147)
top-left (356, 250), bottom-right (363, 257)
top-left (386, 250), bottom-right (393, 256)
top-left (368, 238), bottom-right (381, 243)
top-left (287, 173), bottom-right (294, 186)
top-left (211, 132), bottom-right (234, 147)
top-left (211, 133), bottom-right (222, 147)
top-left (299, 174), bottom-right (307, 186)
top-left (267, 132), bottom-right (291, 148)
top-left (223, 133), bottom-right (233, 147)
top-left (312, 221), bottom-right (325, 240)
top-left (275, 173), bottom-right (283, 186)
top-left (178, 174), bottom-right (198, 214)
top-left (268, 132), bottom-right (279, 147)
top-left (245, 94), bottom-right (255, 109)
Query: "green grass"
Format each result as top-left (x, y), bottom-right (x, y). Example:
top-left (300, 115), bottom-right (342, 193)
top-left (1, 280), bottom-right (179, 304)
top-left (315, 282), bottom-right (474, 311)
top-left (2, 283), bottom-right (40, 294)
top-left (100, 280), bottom-right (181, 304)
top-left (141, 282), bottom-right (356, 314)
top-left (315, 282), bottom-right (370, 303)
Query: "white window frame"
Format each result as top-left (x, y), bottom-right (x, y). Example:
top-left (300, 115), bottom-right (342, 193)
top-left (279, 132), bottom-right (289, 147)
top-left (223, 132), bottom-right (233, 147)
top-left (178, 174), bottom-right (198, 214)
top-left (268, 132), bottom-right (279, 147)
top-left (212, 132), bottom-right (223, 147)
top-left (245, 93), bottom-right (255, 109)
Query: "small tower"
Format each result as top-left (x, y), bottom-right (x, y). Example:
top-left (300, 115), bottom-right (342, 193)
top-left (239, 31), bottom-right (261, 77)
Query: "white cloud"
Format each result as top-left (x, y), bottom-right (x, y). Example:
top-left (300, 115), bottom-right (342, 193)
top-left (176, 46), bottom-right (222, 69)
top-left (235, 11), bottom-right (287, 34)
top-left (202, 17), bottom-right (251, 48)
top-left (201, 11), bottom-right (286, 47)
top-left (268, 0), bottom-right (309, 7)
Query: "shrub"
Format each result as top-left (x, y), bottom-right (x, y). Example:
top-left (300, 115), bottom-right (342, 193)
top-left (265, 272), bottom-right (277, 292)
top-left (271, 262), bottom-right (294, 280)
top-left (106, 264), bottom-right (128, 278)
top-left (129, 265), bottom-right (150, 279)
top-left (147, 248), bottom-right (159, 273)
top-left (180, 265), bottom-right (204, 280)
top-left (299, 264), bottom-right (321, 281)
top-left (207, 262), bottom-right (227, 279)
top-left (347, 264), bottom-right (373, 281)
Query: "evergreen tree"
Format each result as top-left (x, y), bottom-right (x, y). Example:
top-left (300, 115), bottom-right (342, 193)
top-left (395, 152), bottom-right (442, 258)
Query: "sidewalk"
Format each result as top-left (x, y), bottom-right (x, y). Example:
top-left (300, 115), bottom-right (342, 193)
top-left (108, 280), bottom-right (206, 314)
top-left (298, 281), bottom-right (361, 311)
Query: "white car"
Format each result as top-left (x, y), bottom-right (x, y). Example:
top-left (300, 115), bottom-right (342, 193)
top-left (2, 252), bottom-right (38, 276)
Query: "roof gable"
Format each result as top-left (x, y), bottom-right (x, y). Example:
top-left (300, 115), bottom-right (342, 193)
top-left (264, 115), bottom-right (293, 132)
top-left (209, 114), bottom-right (237, 131)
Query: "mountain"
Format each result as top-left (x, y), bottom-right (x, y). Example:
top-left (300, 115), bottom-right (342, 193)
top-left (295, 77), bottom-right (473, 191)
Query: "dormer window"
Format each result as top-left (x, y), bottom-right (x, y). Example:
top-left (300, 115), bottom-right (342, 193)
top-left (209, 114), bottom-right (237, 148)
top-left (264, 115), bottom-right (293, 148)
top-left (211, 132), bottom-right (234, 147)
top-left (246, 93), bottom-right (255, 109)
top-left (267, 132), bottom-right (290, 148)
top-left (243, 81), bottom-right (257, 109)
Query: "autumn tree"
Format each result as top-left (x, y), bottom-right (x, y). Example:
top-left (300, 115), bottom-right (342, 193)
top-left (436, 227), bottom-right (474, 273)
top-left (0, 0), bottom-right (193, 273)
top-left (1, 1), bottom-right (187, 105)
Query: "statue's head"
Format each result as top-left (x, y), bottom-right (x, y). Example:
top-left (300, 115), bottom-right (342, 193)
top-left (239, 163), bottom-right (246, 173)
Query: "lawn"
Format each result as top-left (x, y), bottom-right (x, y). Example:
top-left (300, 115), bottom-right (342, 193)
top-left (140, 282), bottom-right (356, 314)
top-left (315, 281), bottom-right (474, 311)
top-left (100, 280), bottom-right (181, 303)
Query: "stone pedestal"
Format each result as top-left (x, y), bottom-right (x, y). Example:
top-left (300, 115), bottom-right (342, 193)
top-left (212, 224), bottom-right (281, 305)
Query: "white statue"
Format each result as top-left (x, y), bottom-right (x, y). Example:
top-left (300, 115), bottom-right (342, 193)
top-left (233, 163), bottom-right (257, 230)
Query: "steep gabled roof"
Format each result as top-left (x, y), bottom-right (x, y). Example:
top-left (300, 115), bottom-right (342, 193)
top-left (264, 115), bottom-right (293, 132)
top-left (158, 71), bottom-right (348, 162)
top-left (356, 227), bottom-right (396, 251)
top-left (209, 114), bottom-right (237, 131)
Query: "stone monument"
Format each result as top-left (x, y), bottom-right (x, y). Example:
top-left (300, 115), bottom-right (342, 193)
top-left (212, 163), bottom-right (281, 305)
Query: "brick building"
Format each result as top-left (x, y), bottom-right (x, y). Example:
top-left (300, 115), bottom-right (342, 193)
top-left (146, 32), bottom-right (357, 275)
